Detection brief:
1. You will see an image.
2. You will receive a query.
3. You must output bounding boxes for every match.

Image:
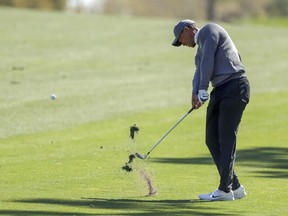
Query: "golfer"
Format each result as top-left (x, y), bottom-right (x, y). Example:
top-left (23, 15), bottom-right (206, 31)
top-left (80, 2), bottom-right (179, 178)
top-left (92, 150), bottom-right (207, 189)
top-left (172, 20), bottom-right (250, 201)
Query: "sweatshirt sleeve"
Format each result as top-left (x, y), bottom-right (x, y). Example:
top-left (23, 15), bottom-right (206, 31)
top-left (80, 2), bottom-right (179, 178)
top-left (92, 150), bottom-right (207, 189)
top-left (192, 67), bottom-right (200, 94)
top-left (198, 25), bottom-right (219, 90)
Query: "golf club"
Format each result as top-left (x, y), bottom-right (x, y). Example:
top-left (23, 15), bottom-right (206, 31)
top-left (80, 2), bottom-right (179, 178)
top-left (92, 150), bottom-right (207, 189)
top-left (135, 107), bottom-right (195, 159)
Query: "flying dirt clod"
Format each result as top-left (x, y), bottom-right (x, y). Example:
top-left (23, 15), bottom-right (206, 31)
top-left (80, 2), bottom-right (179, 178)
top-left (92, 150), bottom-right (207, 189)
top-left (130, 124), bottom-right (139, 140)
top-left (122, 124), bottom-right (139, 172)
top-left (122, 154), bottom-right (136, 172)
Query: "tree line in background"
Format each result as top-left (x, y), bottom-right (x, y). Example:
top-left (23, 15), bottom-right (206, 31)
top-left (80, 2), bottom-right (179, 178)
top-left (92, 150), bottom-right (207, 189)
top-left (0, 0), bottom-right (287, 21)
top-left (0, 0), bottom-right (66, 10)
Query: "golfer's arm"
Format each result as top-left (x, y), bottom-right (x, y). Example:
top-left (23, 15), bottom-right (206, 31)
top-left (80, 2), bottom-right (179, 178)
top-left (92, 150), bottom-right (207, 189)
top-left (199, 33), bottom-right (218, 90)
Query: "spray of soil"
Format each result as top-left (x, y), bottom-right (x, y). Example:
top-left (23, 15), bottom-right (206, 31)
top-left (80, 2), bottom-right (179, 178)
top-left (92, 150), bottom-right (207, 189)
top-left (121, 124), bottom-right (157, 196)
top-left (140, 169), bottom-right (157, 196)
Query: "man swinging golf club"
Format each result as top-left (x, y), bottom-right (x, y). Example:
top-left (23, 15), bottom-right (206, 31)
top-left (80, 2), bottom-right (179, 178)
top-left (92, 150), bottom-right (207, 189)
top-left (172, 20), bottom-right (250, 201)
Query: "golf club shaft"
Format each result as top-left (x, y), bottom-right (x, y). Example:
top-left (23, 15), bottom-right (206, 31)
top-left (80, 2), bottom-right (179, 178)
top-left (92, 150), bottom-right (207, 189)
top-left (145, 107), bottom-right (195, 157)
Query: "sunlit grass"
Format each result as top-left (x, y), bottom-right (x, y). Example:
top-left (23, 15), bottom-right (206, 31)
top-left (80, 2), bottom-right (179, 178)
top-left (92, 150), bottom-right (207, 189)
top-left (0, 7), bottom-right (287, 215)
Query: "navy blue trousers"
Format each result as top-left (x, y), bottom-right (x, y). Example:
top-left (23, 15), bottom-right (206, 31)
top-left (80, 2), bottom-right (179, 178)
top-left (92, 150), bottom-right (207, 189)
top-left (206, 77), bottom-right (250, 192)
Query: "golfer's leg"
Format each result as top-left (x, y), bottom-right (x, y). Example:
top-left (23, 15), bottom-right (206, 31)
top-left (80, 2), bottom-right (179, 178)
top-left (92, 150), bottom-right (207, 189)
top-left (232, 171), bottom-right (241, 190)
top-left (232, 77), bottom-right (250, 190)
top-left (218, 97), bottom-right (246, 192)
top-left (205, 93), bottom-right (222, 175)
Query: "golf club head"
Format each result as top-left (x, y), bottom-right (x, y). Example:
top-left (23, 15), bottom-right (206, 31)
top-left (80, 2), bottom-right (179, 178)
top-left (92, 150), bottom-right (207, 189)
top-left (135, 152), bottom-right (146, 160)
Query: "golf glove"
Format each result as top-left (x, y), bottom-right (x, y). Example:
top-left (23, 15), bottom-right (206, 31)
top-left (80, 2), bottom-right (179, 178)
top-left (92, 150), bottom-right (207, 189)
top-left (198, 90), bottom-right (209, 103)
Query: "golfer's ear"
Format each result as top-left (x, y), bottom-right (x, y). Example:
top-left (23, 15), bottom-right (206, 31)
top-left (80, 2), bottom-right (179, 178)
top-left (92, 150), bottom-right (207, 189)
top-left (184, 26), bottom-right (190, 32)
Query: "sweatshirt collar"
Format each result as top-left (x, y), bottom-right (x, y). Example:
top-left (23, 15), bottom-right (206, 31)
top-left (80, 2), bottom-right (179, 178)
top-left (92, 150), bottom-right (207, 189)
top-left (194, 29), bottom-right (200, 44)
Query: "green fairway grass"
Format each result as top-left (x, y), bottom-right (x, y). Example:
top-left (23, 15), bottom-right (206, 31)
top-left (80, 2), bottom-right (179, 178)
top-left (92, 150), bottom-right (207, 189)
top-left (0, 7), bottom-right (287, 215)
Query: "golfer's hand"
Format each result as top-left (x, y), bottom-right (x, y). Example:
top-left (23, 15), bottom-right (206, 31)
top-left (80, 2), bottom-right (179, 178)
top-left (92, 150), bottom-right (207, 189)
top-left (192, 94), bottom-right (202, 109)
top-left (198, 90), bottom-right (209, 103)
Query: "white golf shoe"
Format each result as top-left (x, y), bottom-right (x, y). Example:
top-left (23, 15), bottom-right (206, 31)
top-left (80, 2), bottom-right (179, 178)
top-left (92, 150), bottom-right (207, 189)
top-left (233, 185), bottom-right (247, 199)
top-left (199, 189), bottom-right (235, 201)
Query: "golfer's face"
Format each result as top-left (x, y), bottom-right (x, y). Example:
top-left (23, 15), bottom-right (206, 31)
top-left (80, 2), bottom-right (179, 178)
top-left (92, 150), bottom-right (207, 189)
top-left (179, 27), bottom-right (196, 48)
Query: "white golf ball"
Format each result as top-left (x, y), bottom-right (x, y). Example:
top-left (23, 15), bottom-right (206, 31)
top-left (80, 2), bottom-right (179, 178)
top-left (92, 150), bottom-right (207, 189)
top-left (50, 94), bottom-right (56, 100)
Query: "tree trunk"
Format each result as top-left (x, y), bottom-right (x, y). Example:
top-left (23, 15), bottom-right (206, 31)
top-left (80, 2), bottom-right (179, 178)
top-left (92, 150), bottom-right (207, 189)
top-left (207, 0), bottom-right (216, 21)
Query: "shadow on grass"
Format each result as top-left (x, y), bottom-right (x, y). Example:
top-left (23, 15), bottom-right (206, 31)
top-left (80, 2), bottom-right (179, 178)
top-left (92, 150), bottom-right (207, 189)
top-left (152, 147), bottom-right (288, 179)
top-left (0, 210), bottom-right (94, 216)
top-left (7, 198), bottom-right (243, 215)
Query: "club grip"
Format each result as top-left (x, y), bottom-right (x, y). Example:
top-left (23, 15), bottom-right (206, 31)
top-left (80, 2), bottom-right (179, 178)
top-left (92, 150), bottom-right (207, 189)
top-left (188, 106), bottom-right (195, 114)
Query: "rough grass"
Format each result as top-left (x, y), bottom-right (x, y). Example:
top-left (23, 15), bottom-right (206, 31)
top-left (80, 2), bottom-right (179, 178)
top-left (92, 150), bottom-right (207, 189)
top-left (0, 7), bottom-right (287, 216)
